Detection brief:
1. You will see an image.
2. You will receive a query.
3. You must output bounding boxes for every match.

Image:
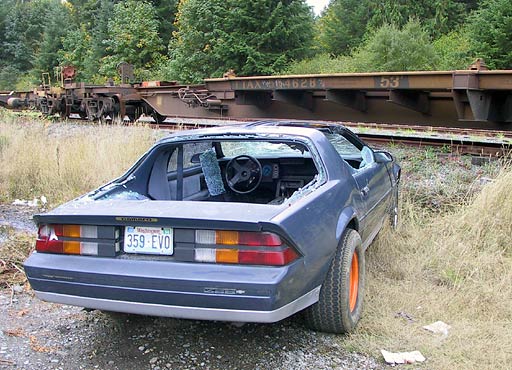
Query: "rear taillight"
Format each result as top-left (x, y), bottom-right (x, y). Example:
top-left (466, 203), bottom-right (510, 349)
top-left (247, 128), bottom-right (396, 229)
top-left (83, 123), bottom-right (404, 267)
top-left (35, 224), bottom-right (108, 256)
top-left (194, 230), bottom-right (299, 266)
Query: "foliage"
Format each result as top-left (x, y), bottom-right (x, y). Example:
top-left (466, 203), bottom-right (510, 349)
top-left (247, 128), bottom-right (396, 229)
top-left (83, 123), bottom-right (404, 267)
top-left (100, 0), bottom-right (165, 81)
top-left (432, 30), bottom-right (474, 70)
top-left (33, 2), bottom-right (74, 82)
top-left (367, 0), bottom-right (466, 38)
top-left (150, 0), bottom-right (179, 51)
top-left (2, 0), bottom-right (50, 73)
top-left (58, 26), bottom-right (93, 82)
top-left (291, 20), bottom-right (438, 74)
top-left (285, 54), bottom-right (353, 75)
top-left (85, 0), bottom-right (118, 81)
top-left (0, 66), bottom-right (19, 91)
top-left (0, 0), bottom-right (511, 88)
top-left (317, 0), bottom-right (371, 55)
top-left (0, 0), bottom-right (15, 69)
top-left (167, 0), bottom-right (314, 83)
top-left (350, 21), bottom-right (437, 72)
top-left (467, 0), bottom-right (512, 69)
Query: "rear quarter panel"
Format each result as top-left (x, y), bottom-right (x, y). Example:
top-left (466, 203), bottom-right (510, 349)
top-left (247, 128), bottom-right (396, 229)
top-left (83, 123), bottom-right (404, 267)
top-left (266, 132), bottom-right (364, 295)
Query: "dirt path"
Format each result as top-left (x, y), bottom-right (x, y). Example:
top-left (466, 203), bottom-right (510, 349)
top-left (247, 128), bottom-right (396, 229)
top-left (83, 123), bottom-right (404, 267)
top-left (0, 290), bottom-right (382, 370)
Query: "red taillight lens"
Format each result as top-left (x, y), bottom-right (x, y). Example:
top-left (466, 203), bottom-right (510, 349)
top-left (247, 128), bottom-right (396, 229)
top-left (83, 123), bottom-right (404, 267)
top-left (36, 224), bottom-right (63, 253)
top-left (194, 229), bottom-right (298, 266)
top-left (35, 224), bottom-right (99, 255)
top-left (238, 248), bottom-right (298, 266)
top-left (238, 232), bottom-right (282, 246)
top-left (35, 238), bottom-right (63, 253)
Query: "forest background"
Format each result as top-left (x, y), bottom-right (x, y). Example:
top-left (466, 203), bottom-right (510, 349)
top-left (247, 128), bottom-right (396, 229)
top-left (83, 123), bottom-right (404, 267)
top-left (0, 0), bottom-right (510, 90)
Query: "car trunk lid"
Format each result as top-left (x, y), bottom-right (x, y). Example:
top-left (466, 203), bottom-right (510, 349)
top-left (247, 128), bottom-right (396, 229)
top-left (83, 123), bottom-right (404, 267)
top-left (34, 200), bottom-right (285, 230)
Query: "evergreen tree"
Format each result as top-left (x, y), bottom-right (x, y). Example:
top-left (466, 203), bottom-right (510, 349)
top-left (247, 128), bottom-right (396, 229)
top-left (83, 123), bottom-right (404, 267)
top-left (64, 0), bottom-right (118, 80)
top-left (34, 1), bottom-right (74, 81)
top-left (3, 0), bottom-right (50, 72)
top-left (101, 0), bottom-right (165, 80)
top-left (168, 0), bottom-right (314, 83)
top-left (367, 0), bottom-right (466, 38)
top-left (317, 0), bottom-right (469, 56)
top-left (317, 0), bottom-right (371, 55)
top-left (467, 0), bottom-right (512, 69)
top-left (0, 0), bottom-right (15, 67)
top-left (150, 0), bottom-right (179, 51)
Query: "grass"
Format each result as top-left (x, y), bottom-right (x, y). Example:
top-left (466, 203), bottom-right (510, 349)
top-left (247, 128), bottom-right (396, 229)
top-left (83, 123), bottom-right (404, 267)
top-left (1, 111), bottom-right (511, 368)
top-left (0, 226), bottom-right (33, 288)
top-left (342, 149), bottom-right (511, 369)
top-left (0, 109), bottom-right (160, 206)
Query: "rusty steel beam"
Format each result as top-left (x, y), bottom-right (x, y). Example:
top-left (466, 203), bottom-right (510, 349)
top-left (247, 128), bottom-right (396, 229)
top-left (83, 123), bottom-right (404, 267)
top-left (325, 90), bottom-right (367, 112)
top-left (388, 90), bottom-right (430, 115)
top-left (201, 70), bottom-right (512, 127)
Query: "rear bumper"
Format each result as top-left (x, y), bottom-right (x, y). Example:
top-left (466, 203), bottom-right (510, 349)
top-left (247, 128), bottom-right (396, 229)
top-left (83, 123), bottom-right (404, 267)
top-left (24, 252), bottom-right (319, 323)
top-left (34, 287), bottom-right (320, 323)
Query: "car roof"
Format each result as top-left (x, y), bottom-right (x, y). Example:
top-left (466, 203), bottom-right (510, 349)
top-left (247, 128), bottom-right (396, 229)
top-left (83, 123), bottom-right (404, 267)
top-left (157, 120), bottom-right (350, 144)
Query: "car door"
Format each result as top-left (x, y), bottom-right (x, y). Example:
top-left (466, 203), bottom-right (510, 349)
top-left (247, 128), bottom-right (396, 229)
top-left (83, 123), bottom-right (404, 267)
top-left (323, 130), bottom-right (392, 245)
top-left (352, 150), bottom-right (391, 244)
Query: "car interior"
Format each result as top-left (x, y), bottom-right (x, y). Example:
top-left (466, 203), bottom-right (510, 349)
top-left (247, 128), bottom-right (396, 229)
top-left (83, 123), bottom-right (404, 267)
top-left (96, 126), bottom-right (372, 205)
top-left (97, 139), bottom-right (322, 205)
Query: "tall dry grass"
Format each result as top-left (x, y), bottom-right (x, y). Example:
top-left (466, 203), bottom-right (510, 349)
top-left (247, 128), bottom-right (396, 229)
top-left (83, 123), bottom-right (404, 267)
top-left (344, 168), bottom-right (512, 369)
top-left (0, 111), bottom-right (159, 205)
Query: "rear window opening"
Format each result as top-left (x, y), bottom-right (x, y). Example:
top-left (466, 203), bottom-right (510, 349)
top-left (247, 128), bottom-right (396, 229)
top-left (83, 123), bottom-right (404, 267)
top-left (97, 138), bottom-right (321, 205)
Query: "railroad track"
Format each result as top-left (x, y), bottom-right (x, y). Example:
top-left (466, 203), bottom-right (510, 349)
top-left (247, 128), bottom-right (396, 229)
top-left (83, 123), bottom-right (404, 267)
top-left (10, 110), bottom-right (511, 157)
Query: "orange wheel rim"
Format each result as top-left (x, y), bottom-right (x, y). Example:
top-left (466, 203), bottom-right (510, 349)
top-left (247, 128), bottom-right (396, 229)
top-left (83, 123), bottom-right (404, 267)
top-left (349, 251), bottom-right (359, 312)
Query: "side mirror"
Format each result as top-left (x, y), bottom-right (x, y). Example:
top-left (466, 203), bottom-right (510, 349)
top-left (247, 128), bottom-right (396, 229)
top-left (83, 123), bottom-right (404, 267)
top-left (374, 150), bottom-right (394, 163)
top-left (361, 146), bottom-right (375, 164)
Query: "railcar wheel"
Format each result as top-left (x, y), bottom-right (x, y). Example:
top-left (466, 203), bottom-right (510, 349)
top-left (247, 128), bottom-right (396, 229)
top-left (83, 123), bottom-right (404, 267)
top-left (152, 111), bottom-right (166, 124)
top-left (304, 228), bottom-right (365, 334)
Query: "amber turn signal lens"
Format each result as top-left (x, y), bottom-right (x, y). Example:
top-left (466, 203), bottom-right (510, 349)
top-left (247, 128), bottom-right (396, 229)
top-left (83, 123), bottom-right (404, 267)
top-left (215, 230), bottom-right (239, 245)
top-left (216, 248), bottom-right (239, 263)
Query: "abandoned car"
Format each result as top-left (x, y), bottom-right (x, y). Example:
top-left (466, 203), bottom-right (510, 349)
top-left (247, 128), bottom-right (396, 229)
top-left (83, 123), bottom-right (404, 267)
top-left (24, 121), bottom-right (400, 333)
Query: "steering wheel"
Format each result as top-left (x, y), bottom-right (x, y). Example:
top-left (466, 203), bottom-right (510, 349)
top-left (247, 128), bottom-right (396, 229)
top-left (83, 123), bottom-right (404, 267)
top-left (225, 155), bottom-right (262, 194)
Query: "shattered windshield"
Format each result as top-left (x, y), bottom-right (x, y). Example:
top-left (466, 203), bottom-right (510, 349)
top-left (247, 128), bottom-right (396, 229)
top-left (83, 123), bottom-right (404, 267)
top-left (220, 140), bottom-right (310, 158)
top-left (323, 133), bottom-right (361, 157)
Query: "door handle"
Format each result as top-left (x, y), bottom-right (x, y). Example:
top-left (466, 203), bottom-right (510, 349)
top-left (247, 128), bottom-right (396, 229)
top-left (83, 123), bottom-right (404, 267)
top-left (360, 186), bottom-right (370, 197)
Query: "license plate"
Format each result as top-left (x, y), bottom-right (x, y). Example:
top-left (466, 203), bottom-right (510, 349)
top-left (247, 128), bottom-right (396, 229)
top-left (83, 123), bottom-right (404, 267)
top-left (124, 226), bottom-right (174, 255)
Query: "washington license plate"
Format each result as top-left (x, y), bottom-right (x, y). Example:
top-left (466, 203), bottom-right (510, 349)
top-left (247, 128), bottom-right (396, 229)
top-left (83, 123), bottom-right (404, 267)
top-left (124, 226), bottom-right (174, 255)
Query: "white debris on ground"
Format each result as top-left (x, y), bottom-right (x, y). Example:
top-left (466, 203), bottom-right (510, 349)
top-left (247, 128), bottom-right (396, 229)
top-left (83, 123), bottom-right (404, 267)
top-left (423, 321), bottom-right (451, 336)
top-left (380, 349), bottom-right (426, 365)
top-left (12, 196), bottom-right (47, 208)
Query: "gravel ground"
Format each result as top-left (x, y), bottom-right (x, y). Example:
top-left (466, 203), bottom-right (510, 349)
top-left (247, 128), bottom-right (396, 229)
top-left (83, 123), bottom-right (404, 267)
top-left (0, 204), bottom-right (384, 370)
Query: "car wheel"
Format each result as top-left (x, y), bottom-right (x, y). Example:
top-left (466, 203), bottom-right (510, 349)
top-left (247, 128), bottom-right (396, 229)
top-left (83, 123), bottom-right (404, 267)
top-left (304, 228), bottom-right (365, 334)
top-left (390, 185), bottom-right (399, 229)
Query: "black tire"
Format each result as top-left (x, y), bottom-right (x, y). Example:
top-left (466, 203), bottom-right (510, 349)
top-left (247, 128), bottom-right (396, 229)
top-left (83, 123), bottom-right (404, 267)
top-left (304, 228), bottom-right (365, 334)
top-left (389, 185), bottom-right (399, 229)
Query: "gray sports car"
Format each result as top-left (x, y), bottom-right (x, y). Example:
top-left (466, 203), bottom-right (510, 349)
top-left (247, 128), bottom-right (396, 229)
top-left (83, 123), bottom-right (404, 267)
top-left (24, 121), bottom-right (400, 333)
